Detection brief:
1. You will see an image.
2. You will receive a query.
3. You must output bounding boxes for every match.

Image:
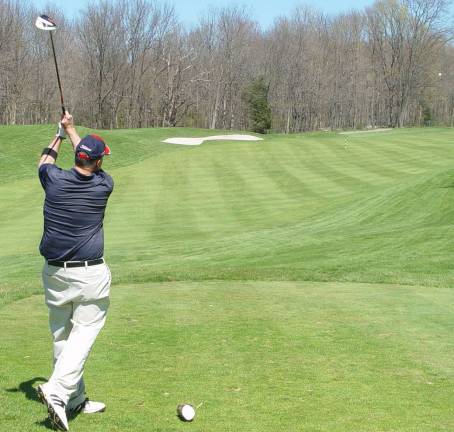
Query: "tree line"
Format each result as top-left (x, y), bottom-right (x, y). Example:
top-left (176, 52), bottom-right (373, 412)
top-left (0, 0), bottom-right (453, 132)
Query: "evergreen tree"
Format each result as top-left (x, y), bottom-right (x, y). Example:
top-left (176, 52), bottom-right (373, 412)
top-left (243, 77), bottom-right (272, 134)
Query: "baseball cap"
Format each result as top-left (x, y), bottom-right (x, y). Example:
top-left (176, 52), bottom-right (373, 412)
top-left (75, 134), bottom-right (111, 160)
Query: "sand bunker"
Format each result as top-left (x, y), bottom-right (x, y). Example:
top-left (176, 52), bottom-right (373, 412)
top-left (339, 128), bottom-right (393, 135)
top-left (162, 134), bottom-right (264, 145)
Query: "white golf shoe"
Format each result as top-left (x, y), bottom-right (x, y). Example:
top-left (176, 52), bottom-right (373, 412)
top-left (69, 398), bottom-right (106, 414)
top-left (37, 384), bottom-right (69, 431)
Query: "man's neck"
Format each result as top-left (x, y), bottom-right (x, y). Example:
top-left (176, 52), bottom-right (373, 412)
top-left (74, 166), bottom-right (95, 176)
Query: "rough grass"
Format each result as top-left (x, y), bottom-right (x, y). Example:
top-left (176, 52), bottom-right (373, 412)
top-left (1, 126), bottom-right (454, 430)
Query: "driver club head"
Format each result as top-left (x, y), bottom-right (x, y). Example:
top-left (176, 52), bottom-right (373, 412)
top-left (35, 15), bottom-right (57, 31)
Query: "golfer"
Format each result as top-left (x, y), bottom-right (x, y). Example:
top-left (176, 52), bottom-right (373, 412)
top-left (37, 112), bottom-right (114, 431)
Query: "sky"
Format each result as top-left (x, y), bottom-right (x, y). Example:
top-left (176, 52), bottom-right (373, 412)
top-left (32, 0), bottom-right (377, 28)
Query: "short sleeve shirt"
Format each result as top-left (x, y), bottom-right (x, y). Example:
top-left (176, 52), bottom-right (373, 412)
top-left (38, 163), bottom-right (114, 261)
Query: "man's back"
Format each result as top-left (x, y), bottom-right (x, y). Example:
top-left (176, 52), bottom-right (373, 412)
top-left (37, 114), bottom-right (114, 431)
top-left (39, 164), bottom-right (114, 261)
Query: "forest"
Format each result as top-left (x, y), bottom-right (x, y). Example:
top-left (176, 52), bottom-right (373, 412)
top-left (0, 0), bottom-right (453, 132)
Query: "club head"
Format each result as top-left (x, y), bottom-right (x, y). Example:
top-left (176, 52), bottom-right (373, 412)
top-left (35, 15), bottom-right (57, 31)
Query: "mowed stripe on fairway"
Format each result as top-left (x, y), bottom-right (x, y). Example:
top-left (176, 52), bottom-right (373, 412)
top-left (103, 129), bottom-right (454, 285)
top-left (2, 127), bottom-right (454, 304)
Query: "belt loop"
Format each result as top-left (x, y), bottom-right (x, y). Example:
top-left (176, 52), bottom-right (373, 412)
top-left (64, 261), bottom-right (67, 271)
top-left (85, 260), bottom-right (88, 269)
top-left (102, 257), bottom-right (105, 264)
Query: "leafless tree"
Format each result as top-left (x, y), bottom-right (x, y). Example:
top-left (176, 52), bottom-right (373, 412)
top-left (0, 0), bottom-right (452, 131)
top-left (366, 0), bottom-right (451, 127)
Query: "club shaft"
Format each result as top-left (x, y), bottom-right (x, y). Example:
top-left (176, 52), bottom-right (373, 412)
top-left (49, 32), bottom-right (65, 115)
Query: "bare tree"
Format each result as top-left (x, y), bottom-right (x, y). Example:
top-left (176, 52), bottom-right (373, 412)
top-left (366, 0), bottom-right (451, 127)
top-left (77, 1), bottom-right (128, 128)
top-left (0, 0), bottom-right (452, 130)
top-left (123, 0), bottom-right (176, 127)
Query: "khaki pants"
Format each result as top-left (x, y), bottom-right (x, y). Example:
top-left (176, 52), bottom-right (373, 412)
top-left (42, 261), bottom-right (111, 405)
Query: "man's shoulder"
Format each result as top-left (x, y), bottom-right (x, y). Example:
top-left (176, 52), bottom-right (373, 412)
top-left (39, 164), bottom-right (84, 188)
top-left (99, 170), bottom-right (114, 188)
top-left (39, 163), bottom-right (59, 174)
top-left (39, 163), bottom-right (72, 176)
top-left (38, 163), bottom-right (65, 183)
top-left (100, 169), bottom-right (113, 180)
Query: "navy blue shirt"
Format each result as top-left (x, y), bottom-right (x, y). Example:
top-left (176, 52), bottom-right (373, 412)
top-left (39, 164), bottom-right (114, 261)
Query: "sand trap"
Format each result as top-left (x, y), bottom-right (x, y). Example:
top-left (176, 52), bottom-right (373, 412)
top-left (162, 134), bottom-right (263, 145)
top-left (339, 128), bottom-right (393, 135)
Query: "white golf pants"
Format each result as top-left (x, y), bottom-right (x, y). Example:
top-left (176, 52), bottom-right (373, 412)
top-left (42, 261), bottom-right (111, 406)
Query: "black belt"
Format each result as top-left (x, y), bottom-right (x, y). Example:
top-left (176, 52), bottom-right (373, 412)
top-left (47, 258), bottom-right (104, 268)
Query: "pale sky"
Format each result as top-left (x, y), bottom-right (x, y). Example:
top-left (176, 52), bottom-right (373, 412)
top-left (32, 0), bottom-right (378, 27)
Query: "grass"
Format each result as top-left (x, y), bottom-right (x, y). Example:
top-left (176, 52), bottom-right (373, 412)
top-left (2, 282), bottom-right (454, 431)
top-left (1, 126), bottom-right (454, 430)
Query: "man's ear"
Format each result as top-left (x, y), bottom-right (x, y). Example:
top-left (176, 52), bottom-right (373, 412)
top-left (96, 159), bottom-right (103, 168)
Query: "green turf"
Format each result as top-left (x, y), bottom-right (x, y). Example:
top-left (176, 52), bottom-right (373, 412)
top-left (2, 282), bottom-right (454, 431)
top-left (1, 126), bottom-right (454, 430)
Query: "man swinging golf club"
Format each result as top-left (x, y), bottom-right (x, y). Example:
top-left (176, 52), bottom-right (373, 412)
top-left (37, 112), bottom-right (114, 431)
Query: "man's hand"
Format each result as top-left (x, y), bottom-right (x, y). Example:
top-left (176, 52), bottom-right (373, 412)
top-left (61, 111), bottom-right (81, 150)
top-left (61, 111), bottom-right (74, 130)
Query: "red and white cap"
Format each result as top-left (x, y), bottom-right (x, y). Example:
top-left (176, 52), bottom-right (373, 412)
top-left (75, 135), bottom-right (111, 160)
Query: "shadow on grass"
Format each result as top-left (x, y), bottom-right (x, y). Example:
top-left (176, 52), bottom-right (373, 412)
top-left (6, 376), bottom-right (47, 403)
top-left (6, 377), bottom-right (82, 430)
top-left (6, 377), bottom-right (55, 430)
top-left (35, 417), bottom-right (54, 430)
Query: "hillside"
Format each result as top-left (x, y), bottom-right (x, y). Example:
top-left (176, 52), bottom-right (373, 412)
top-left (1, 126), bottom-right (454, 306)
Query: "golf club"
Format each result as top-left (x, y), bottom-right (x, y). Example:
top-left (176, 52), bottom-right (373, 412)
top-left (35, 15), bottom-right (66, 115)
top-left (35, 15), bottom-right (66, 164)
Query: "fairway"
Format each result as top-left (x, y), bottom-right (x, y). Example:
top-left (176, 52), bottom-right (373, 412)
top-left (1, 126), bottom-right (454, 430)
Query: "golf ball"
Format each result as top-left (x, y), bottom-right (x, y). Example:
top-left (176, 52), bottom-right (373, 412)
top-left (177, 404), bottom-right (196, 422)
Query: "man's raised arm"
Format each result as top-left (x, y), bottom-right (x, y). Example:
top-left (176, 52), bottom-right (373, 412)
top-left (61, 111), bottom-right (81, 151)
top-left (38, 124), bottom-right (66, 168)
